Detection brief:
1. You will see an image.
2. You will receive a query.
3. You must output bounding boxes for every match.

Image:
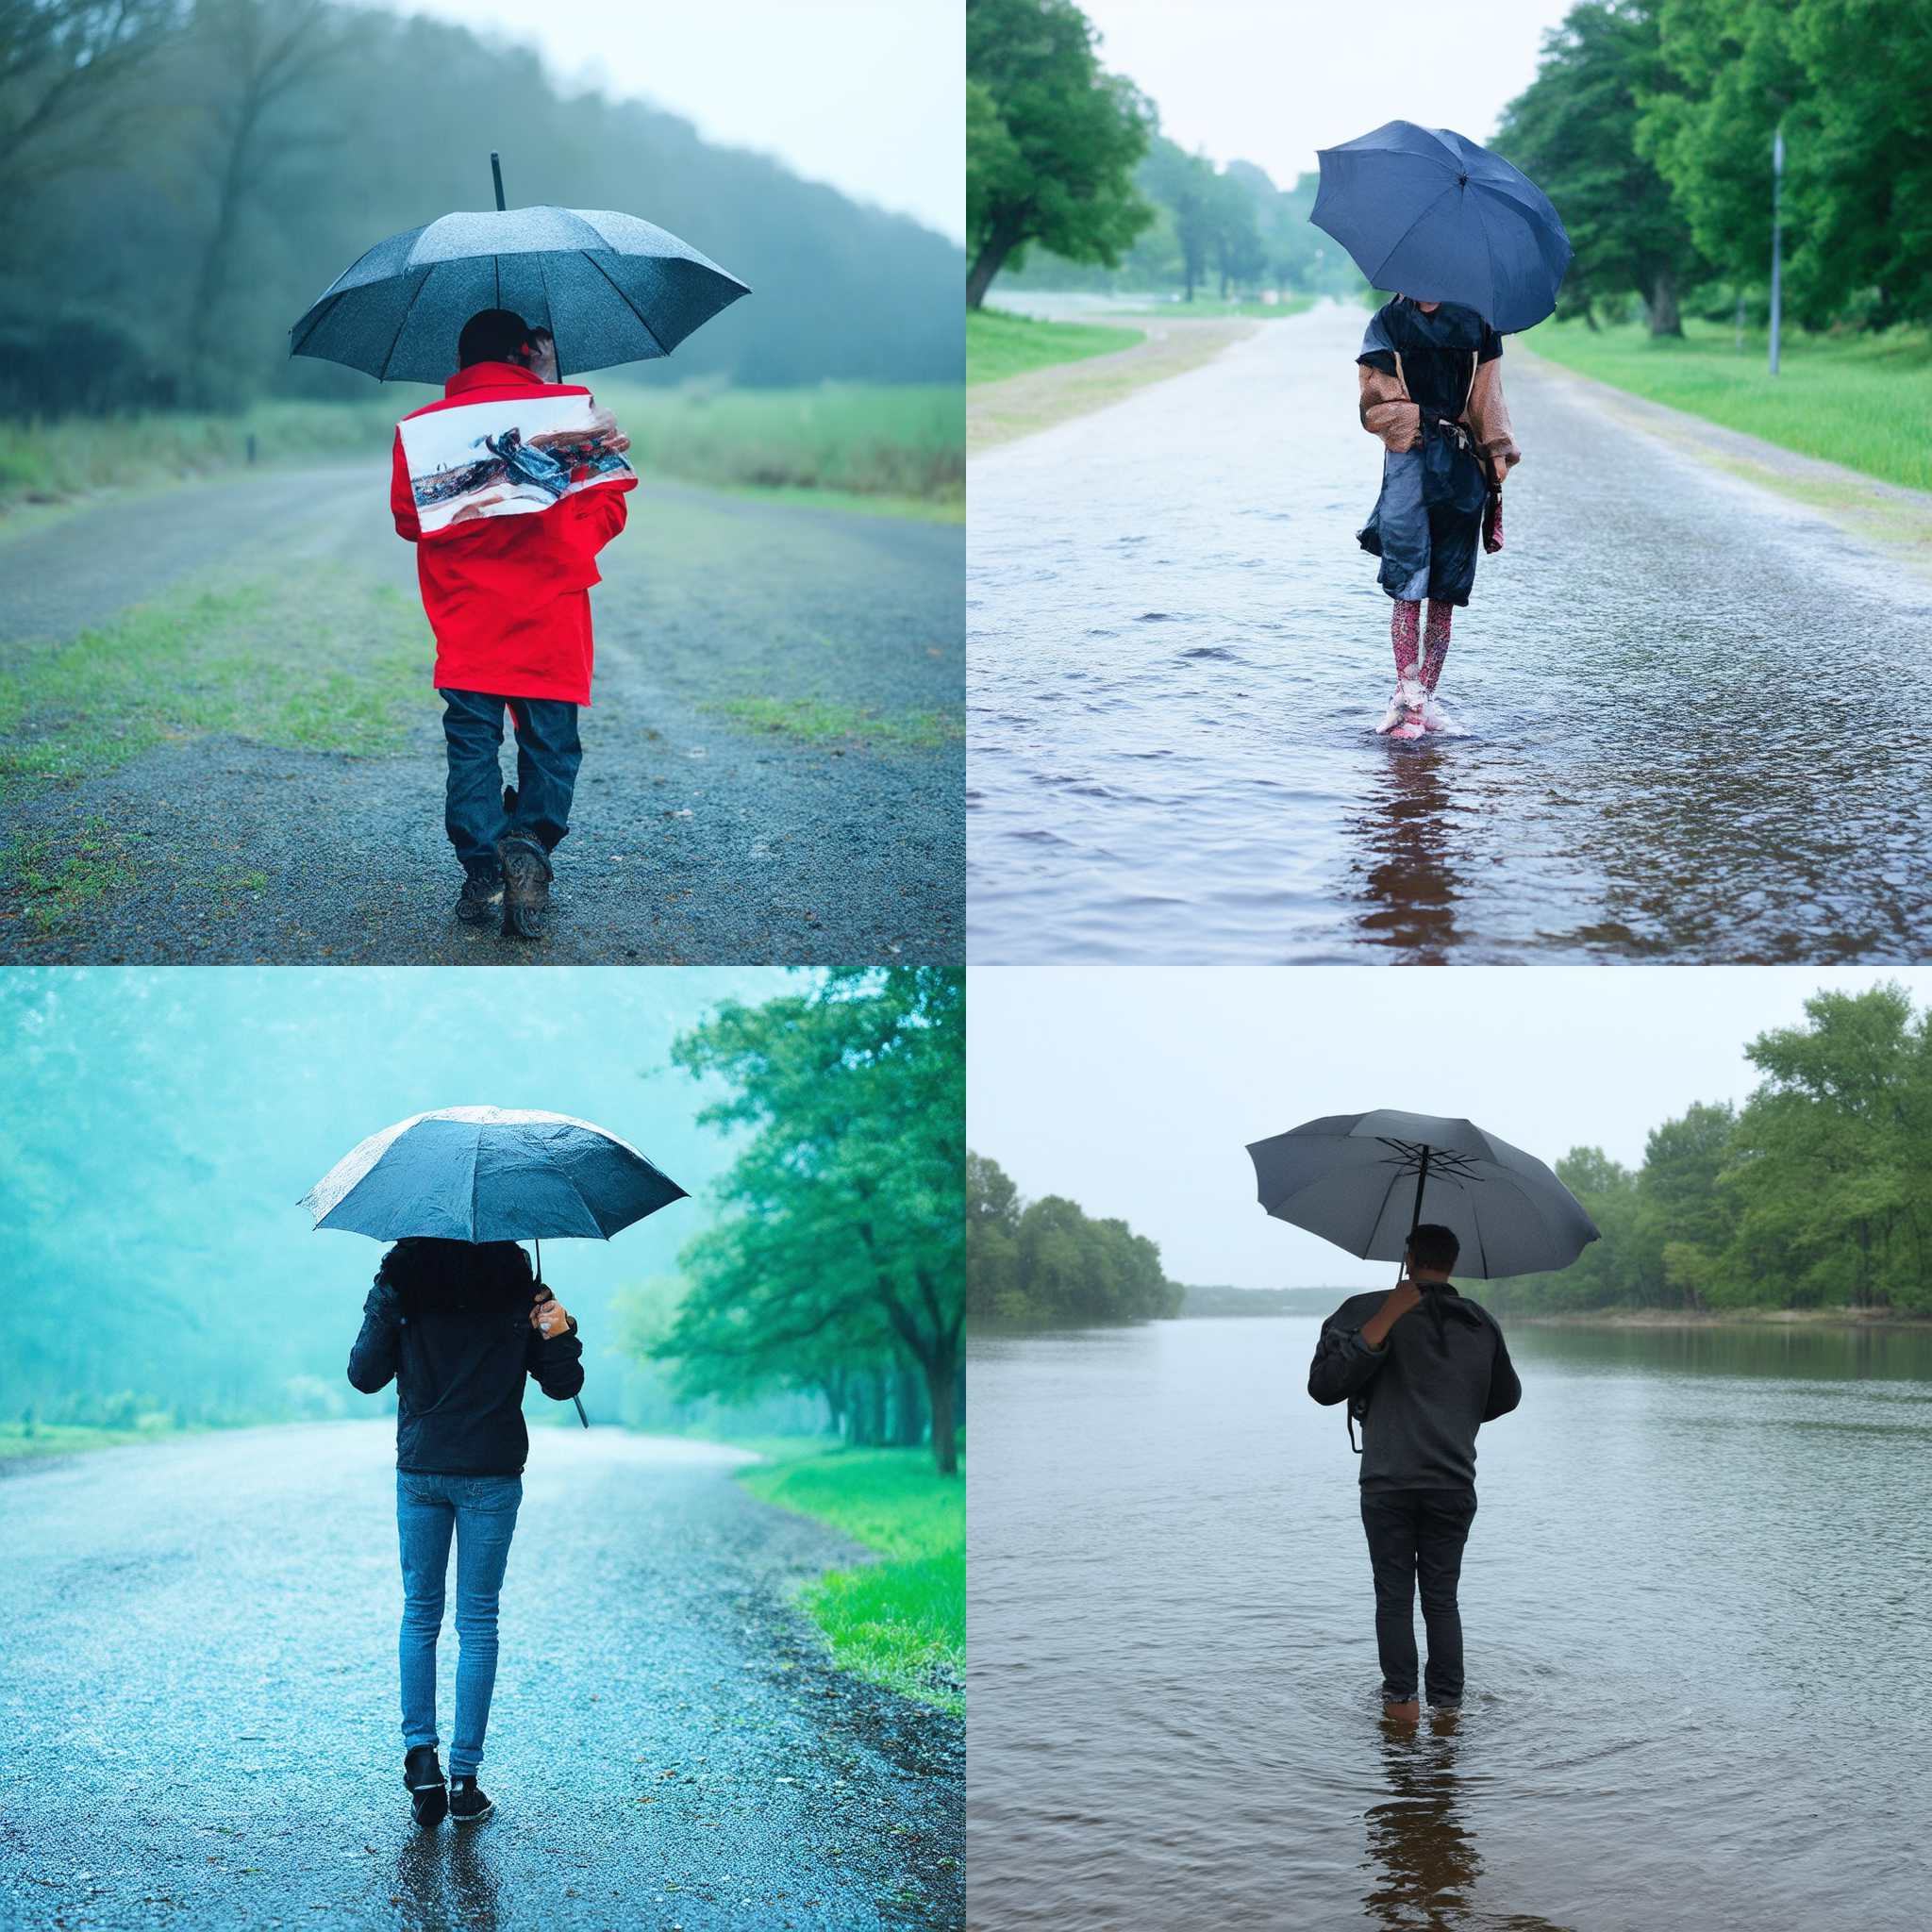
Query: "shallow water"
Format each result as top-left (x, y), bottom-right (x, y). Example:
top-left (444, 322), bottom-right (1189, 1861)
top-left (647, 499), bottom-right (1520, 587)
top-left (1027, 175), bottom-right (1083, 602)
top-left (965, 1317), bottom-right (1932, 1931)
top-left (966, 303), bottom-right (1932, 963)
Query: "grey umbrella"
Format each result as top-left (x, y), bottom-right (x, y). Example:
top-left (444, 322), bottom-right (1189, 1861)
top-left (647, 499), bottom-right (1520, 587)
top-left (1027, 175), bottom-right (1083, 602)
top-left (288, 153), bottom-right (750, 383)
top-left (1245, 1108), bottom-right (1597, 1278)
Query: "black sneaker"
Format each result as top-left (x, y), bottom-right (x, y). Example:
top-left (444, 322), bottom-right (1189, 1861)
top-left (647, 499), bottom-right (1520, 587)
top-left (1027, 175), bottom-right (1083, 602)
top-left (403, 1744), bottom-right (446, 1827)
top-left (456, 870), bottom-right (504, 927)
top-left (449, 1776), bottom-right (493, 1823)
top-left (496, 833), bottom-right (552, 940)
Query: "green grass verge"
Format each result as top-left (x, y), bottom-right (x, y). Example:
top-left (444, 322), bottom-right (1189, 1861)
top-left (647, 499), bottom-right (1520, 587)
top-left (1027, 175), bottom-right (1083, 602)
top-left (967, 308), bottom-right (1144, 387)
top-left (738, 1446), bottom-right (963, 1716)
top-left (0, 565), bottom-right (432, 798)
top-left (0, 381), bottom-right (964, 514)
top-left (706, 694), bottom-right (962, 752)
top-left (0, 1420), bottom-right (185, 1461)
top-left (1521, 316), bottom-right (1932, 493)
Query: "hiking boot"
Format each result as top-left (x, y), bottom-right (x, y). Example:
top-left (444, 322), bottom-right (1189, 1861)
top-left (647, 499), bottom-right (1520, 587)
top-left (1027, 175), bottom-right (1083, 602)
top-left (403, 1744), bottom-right (446, 1827)
top-left (449, 1776), bottom-right (494, 1823)
top-left (496, 833), bottom-right (553, 941)
top-left (456, 869), bottom-right (504, 927)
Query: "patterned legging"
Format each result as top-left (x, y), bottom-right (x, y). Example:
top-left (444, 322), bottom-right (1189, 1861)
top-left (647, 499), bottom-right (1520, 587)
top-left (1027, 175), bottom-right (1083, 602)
top-left (1391, 599), bottom-right (1454, 692)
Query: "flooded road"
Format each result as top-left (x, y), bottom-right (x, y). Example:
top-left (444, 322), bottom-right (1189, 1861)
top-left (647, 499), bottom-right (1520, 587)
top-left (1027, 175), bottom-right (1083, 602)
top-left (966, 302), bottom-right (1932, 962)
top-left (965, 1317), bottom-right (1931, 1931)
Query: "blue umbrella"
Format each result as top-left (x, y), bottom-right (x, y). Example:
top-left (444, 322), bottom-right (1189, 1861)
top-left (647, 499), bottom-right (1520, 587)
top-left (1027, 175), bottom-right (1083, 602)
top-left (1310, 121), bottom-right (1572, 333)
top-left (300, 1106), bottom-right (688, 1425)
top-left (289, 154), bottom-right (749, 383)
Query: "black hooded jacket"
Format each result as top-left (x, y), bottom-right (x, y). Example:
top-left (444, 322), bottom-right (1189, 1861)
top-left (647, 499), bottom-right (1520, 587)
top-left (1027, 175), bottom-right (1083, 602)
top-left (346, 1238), bottom-right (584, 1476)
top-left (1307, 1284), bottom-right (1520, 1492)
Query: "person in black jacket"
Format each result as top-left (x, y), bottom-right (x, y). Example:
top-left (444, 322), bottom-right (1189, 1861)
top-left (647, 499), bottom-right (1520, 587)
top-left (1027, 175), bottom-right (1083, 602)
top-left (346, 1237), bottom-right (584, 1826)
top-left (1307, 1224), bottom-right (1521, 1722)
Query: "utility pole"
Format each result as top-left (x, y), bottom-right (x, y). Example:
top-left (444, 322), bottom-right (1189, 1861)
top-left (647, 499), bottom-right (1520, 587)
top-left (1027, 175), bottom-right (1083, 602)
top-left (1769, 122), bottom-right (1784, 376)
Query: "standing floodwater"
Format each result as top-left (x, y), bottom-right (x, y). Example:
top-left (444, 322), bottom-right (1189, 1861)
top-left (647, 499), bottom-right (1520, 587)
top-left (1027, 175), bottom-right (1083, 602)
top-left (967, 303), bottom-right (1932, 962)
top-left (965, 1317), bottom-right (1932, 1931)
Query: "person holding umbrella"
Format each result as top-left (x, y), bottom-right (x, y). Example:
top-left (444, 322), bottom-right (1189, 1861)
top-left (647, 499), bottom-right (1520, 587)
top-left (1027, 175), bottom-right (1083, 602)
top-left (1247, 1109), bottom-right (1596, 1724)
top-left (304, 1103), bottom-right (688, 1827)
top-left (1310, 121), bottom-right (1572, 739)
top-left (1307, 1223), bottom-right (1520, 1723)
top-left (346, 1237), bottom-right (582, 1825)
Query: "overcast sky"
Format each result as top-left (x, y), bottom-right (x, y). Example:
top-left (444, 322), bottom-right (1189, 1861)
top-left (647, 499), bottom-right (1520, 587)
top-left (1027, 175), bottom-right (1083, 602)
top-left (969, 968), bottom-right (1932, 1292)
top-left (1081, 0), bottom-right (1575, 184)
top-left (382, 0), bottom-right (963, 242)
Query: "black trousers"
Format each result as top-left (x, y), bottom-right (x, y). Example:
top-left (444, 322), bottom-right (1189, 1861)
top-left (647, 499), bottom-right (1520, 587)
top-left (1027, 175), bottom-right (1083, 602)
top-left (1359, 1487), bottom-right (1478, 1705)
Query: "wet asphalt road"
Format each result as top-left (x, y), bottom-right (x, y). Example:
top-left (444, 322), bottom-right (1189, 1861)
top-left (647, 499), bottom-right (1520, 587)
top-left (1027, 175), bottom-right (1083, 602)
top-left (0, 1424), bottom-right (963, 1932)
top-left (967, 299), bottom-right (1932, 963)
top-left (0, 466), bottom-right (962, 964)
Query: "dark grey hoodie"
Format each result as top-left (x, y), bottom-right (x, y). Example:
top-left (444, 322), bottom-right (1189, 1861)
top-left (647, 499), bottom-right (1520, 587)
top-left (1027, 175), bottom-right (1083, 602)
top-left (1307, 1285), bottom-right (1521, 1492)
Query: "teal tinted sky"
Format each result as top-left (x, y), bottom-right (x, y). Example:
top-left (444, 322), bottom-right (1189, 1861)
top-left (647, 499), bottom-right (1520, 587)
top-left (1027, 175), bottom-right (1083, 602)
top-left (968, 967), bottom-right (1932, 1291)
top-left (1081, 0), bottom-right (1575, 185)
top-left (386, 0), bottom-right (964, 242)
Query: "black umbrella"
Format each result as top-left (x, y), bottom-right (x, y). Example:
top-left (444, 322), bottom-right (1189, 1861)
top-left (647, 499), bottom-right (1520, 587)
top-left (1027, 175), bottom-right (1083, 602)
top-left (1310, 121), bottom-right (1572, 333)
top-left (289, 153), bottom-right (750, 383)
top-left (1245, 1108), bottom-right (1597, 1278)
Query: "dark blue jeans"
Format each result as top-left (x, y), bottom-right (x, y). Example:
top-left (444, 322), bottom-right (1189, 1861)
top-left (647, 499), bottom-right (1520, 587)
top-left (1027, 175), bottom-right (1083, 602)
top-left (397, 1472), bottom-right (523, 1777)
top-left (1360, 1487), bottom-right (1478, 1705)
top-left (440, 690), bottom-right (582, 876)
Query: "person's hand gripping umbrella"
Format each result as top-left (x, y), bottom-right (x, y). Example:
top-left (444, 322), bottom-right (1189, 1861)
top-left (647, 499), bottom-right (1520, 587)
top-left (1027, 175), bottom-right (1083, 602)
top-left (299, 1105), bottom-right (688, 1426)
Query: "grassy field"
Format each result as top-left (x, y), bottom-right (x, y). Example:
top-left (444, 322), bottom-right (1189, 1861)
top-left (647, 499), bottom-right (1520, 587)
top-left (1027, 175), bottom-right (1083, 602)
top-left (1120, 294), bottom-right (1316, 322)
top-left (0, 1419), bottom-right (184, 1461)
top-left (0, 380), bottom-right (964, 519)
top-left (967, 308), bottom-right (1144, 387)
top-left (738, 1445), bottom-right (964, 1716)
top-left (1521, 317), bottom-right (1932, 493)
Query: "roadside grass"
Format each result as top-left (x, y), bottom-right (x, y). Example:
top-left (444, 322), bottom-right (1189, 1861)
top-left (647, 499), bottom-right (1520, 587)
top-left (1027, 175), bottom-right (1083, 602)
top-left (1118, 294), bottom-right (1315, 322)
top-left (0, 381), bottom-right (964, 517)
top-left (0, 566), bottom-right (432, 799)
top-left (0, 1419), bottom-right (183, 1462)
top-left (967, 308), bottom-right (1144, 386)
top-left (1520, 317), bottom-right (1932, 492)
top-left (738, 1446), bottom-right (964, 1716)
top-left (706, 694), bottom-right (962, 752)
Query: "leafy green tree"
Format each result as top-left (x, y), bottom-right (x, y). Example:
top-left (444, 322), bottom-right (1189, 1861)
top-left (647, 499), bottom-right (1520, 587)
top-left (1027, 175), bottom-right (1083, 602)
top-left (1140, 136), bottom-right (1216, 300)
top-left (1497, 0), bottom-right (1706, 332)
top-left (965, 0), bottom-right (1153, 308)
top-left (657, 970), bottom-right (966, 1473)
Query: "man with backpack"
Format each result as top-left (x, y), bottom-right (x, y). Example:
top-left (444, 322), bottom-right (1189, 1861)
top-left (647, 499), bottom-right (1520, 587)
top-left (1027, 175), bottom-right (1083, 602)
top-left (1307, 1223), bottom-right (1522, 1721)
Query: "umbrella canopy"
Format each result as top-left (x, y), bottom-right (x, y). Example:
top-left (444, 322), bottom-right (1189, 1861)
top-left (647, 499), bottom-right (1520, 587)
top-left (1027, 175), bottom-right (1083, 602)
top-left (300, 1106), bottom-right (686, 1243)
top-left (1246, 1108), bottom-right (1597, 1278)
top-left (1310, 121), bottom-right (1572, 334)
top-left (289, 204), bottom-right (750, 383)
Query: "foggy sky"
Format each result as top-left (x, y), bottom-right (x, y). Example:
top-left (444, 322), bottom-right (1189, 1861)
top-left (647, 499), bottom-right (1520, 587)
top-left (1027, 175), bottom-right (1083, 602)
top-left (383, 0), bottom-right (964, 242)
top-left (1080, 0), bottom-right (1576, 183)
top-left (967, 967), bottom-right (1932, 1291)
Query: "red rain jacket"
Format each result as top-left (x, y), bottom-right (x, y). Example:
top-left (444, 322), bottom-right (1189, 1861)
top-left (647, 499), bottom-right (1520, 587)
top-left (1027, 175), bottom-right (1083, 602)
top-left (390, 361), bottom-right (633, 707)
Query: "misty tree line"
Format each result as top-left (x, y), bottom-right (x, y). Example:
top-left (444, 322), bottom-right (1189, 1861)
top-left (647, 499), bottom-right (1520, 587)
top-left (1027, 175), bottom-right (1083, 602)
top-left (969, 0), bottom-right (1930, 334)
top-left (1482, 987), bottom-right (1932, 1317)
top-left (1, 0), bottom-right (960, 417)
top-left (966, 1152), bottom-right (1182, 1324)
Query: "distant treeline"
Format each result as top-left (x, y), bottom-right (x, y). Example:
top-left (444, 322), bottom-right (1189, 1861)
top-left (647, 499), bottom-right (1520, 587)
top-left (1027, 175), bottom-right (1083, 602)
top-left (1482, 986), bottom-right (1932, 1317)
top-left (967, 1153), bottom-right (1182, 1324)
top-left (972, 0), bottom-right (1929, 339)
top-left (1495, 0), bottom-right (1926, 337)
top-left (1179, 1285), bottom-right (1354, 1319)
top-left (2, 0), bottom-right (962, 418)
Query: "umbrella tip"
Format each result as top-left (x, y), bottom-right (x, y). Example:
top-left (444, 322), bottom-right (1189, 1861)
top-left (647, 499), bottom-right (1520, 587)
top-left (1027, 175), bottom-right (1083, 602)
top-left (490, 151), bottom-right (506, 212)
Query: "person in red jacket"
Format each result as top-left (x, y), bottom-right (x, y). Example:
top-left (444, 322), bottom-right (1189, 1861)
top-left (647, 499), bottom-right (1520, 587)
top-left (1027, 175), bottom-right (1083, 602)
top-left (391, 308), bottom-right (633, 938)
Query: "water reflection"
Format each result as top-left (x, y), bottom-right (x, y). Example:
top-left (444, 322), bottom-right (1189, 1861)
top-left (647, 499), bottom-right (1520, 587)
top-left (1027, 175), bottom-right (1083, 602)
top-left (1354, 744), bottom-right (1465, 960)
top-left (392, 1821), bottom-right (501, 1932)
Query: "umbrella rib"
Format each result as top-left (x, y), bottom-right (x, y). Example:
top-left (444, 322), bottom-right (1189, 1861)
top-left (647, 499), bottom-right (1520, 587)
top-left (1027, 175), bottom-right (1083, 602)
top-left (1367, 179), bottom-right (1460, 290)
top-left (377, 263), bottom-right (433, 383)
top-left (581, 251), bottom-right (670, 358)
top-left (290, 288), bottom-right (346, 356)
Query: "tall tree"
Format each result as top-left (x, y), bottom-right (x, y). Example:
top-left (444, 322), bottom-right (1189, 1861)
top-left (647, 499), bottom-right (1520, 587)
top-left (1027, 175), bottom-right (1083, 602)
top-left (965, 0), bottom-right (1153, 307)
top-left (660, 970), bottom-right (967, 1473)
top-left (1497, 0), bottom-right (1705, 333)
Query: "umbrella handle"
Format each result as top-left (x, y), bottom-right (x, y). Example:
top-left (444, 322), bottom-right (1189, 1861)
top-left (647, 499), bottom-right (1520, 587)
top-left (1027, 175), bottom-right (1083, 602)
top-left (532, 1237), bottom-right (589, 1430)
top-left (1401, 1147), bottom-right (1431, 1286)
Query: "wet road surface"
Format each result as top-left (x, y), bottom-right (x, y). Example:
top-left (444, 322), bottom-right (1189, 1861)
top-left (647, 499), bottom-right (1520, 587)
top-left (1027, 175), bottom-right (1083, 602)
top-left (0, 1424), bottom-right (962, 1931)
top-left (0, 467), bottom-right (961, 965)
top-left (966, 300), bottom-right (1932, 962)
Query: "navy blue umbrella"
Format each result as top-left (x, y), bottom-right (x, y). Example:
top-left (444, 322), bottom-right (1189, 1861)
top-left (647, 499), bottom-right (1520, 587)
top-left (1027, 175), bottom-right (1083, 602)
top-left (289, 155), bottom-right (749, 383)
top-left (300, 1106), bottom-right (688, 1426)
top-left (1310, 121), bottom-right (1572, 334)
